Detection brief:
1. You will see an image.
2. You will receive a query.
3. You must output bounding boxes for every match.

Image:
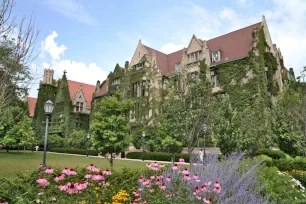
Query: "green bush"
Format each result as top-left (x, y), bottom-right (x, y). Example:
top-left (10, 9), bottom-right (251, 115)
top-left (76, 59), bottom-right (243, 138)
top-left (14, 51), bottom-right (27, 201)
top-left (254, 154), bottom-right (272, 163)
top-left (49, 148), bottom-right (99, 156)
top-left (127, 152), bottom-right (190, 162)
top-left (259, 166), bottom-right (306, 203)
top-left (256, 149), bottom-right (287, 160)
top-left (266, 157), bottom-right (306, 171)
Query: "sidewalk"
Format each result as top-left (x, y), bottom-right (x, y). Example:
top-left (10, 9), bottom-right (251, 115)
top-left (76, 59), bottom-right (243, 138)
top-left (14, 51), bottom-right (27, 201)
top-left (47, 151), bottom-right (174, 164)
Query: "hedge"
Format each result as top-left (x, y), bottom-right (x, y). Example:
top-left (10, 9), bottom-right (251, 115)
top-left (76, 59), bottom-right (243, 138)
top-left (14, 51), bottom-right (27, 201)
top-left (49, 148), bottom-right (99, 156)
top-left (266, 157), bottom-right (306, 171)
top-left (256, 149), bottom-right (287, 160)
top-left (127, 152), bottom-right (192, 162)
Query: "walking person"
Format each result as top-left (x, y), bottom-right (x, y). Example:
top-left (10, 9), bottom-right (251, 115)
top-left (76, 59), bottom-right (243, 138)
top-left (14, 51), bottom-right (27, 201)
top-left (199, 149), bottom-right (204, 164)
top-left (35, 145), bottom-right (39, 152)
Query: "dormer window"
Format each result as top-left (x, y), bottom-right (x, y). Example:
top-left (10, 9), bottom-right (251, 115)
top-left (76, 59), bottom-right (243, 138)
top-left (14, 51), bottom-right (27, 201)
top-left (135, 62), bottom-right (144, 70)
top-left (187, 51), bottom-right (201, 64)
top-left (76, 102), bottom-right (84, 112)
top-left (211, 51), bottom-right (220, 63)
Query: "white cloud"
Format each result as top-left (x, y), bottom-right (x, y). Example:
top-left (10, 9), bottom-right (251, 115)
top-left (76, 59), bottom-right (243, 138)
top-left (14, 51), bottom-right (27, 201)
top-left (43, 0), bottom-right (97, 25)
top-left (41, 31), bottom-right (67, 61)
top-left (29, 31), bottom-right (108, 97)
top-left (160, 43), bottom-right (185, 54)
top-left (219, 8), bottom-right (237, 20)
top-left (237, 0), bottom-right (253, 7)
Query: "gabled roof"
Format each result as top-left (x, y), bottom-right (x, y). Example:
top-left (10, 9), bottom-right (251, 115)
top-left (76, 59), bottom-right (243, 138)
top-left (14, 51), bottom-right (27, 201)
top-left (206, 22), bottom-right (261, 66)
top-left (67, 80), bottom-right (96, 109)
top-left (27, 97), bottom-right (37, 117)
top-left (95, 78), bottom-right (109, 98)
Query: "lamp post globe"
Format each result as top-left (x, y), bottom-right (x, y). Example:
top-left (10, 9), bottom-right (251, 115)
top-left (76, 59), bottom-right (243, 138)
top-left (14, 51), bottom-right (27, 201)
top-left (142, 131), bottom-right (145, 161)
top-left (42, 100), bottom-right (54, 167)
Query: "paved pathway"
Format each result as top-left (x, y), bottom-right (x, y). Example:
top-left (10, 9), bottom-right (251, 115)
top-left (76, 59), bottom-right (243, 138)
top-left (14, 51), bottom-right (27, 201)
top-left (47, 151), bottom-right (174, 164)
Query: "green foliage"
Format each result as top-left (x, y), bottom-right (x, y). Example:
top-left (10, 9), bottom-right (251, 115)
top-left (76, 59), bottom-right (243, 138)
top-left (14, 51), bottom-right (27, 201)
top-left (2, 115), bottom-right (34, 148)
top-left (256, 149), bottom-right (287, 160)
top-left (266, 157), bottom-right (306, 171)
top-left (254, 155), bottom-right (273, 163)
top-left (46, 134), bottom-right (65, 149)
top-left (126, 152), bottom-right (190, 162)
top-left (66, 130), bottom-right (89, 149)
top-left (259, 166), bottom-right (306, 203)
top-left (90, 94), bottom-right (133, 167)
top-left (49, 148), bottom-right (99, 156)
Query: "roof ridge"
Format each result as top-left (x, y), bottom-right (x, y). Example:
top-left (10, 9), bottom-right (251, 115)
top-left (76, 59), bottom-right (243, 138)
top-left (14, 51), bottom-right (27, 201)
top-left (67, 79), bottom-right (96, 87)
top-left (207, 22), bottom-right (261, 42)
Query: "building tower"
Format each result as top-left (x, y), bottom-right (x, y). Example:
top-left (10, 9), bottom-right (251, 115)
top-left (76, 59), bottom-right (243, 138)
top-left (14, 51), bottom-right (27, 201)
top-left (42, 67), bottom-right (54, 84)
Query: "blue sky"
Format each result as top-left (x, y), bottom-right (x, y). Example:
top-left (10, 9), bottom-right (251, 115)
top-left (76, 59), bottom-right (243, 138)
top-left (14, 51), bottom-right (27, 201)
top-left (13, 0), bottom-right (306, 97)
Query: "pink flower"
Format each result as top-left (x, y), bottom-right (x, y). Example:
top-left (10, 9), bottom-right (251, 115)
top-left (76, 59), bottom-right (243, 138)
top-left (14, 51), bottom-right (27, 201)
top-left (51, 197), bottom-right (56, 202)
top-left (45, 167), bottom-right (54, 174)
top-left (179, 158), bottom-right (185, 164)
top-left (156, 175), bottom-right (163, 180)
top-left (204, 181), bottom-right (212, 186)
top-left (195, 179), bottom-right (201, 183)
top-left (38, 164), bottom-right (43, 168)
top-left (204, 197), bottom-right (213, 204)
top-left (150, 175), bottom-right (155, 180)
top-left (66, 168), bottom-right (77, 175)
top-left (36, 177), bottom-right (49, 187)
top-left (138, 176), bottom-right (144, 183)
top-left (84, 173), bottom-right (92, 179)
top-left (92, 172), bottom-right (104, 181)
top-left (182, 168), bottom-right (189, 175)
top-left (62, 168), bottom-right (69, 174)
top-left (54, 173), bottom-right (65, 182)
top-left (213, 186), bottom-right (221, 193)
top-left (0, 200), bottom-right (8, 204)
top-left (38, 192), bottom-right (44, 195)
top-left (213, 181), bottom-right (220, 188)
top-left (184, 174), bottom-right (191, 181)
top-left (102, 168), bottom-right (112, 175)
top-left (149, 189), bottom-right (154, 193)
top-left (193, 174), bottom-right (199, 180)
top-left (194, 185), bottom-right (199, 194)
top-left (58, 184), bottom-right (68, 191)
top-left (132, 190), bottom-right (140, 197)
top-left (166, 176), bottom-right (171, 182)
top-left (172, 163), bottom-right (178, 170)
top-left (159, 183), bottom-right (166, 190)
top-left (76, 181), bottom-right (88, 190)
top-left (66, 183), bottom-right (78, 194)
top-left (87, 164), bottom-right (100, 172)
top-left (200, 184), bottom-right (207, 192)
top-left (196, 195), bottom-right (201, 200)
top-left (143, 179), bottom-right (151, 187)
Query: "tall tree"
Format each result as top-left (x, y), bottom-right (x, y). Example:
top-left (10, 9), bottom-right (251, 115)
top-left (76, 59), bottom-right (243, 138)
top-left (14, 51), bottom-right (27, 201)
top-left (90, 94), bottom-right (132, 167)
top-left (161, 59), bottom-right (216, 157)
top-left (0, 0), bottom-right (39, 122)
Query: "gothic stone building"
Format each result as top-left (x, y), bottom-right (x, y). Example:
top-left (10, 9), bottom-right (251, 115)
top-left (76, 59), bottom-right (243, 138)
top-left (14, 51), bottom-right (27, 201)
top-left (93, 16), bottom-right (294, 130)
top-left (29, 69), bottom-right (96, 139)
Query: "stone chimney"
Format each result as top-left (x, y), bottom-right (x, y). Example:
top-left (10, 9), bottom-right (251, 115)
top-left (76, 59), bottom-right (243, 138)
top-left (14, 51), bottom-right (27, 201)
top-left (43, 67), bottom-right (54, 84)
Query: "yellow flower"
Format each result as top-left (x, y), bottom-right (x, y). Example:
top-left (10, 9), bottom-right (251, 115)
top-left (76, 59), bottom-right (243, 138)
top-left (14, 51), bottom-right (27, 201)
top-left (80, 200), bottom-right (87, 204)
top-left (97, 200), bottom-right (101, 204)
top-left (96, 194), bottom-right (99, 198)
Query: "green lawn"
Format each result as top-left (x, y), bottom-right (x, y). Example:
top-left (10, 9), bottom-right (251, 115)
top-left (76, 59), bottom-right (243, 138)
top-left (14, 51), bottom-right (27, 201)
top-left (0, 151), bottom-right (147, 178)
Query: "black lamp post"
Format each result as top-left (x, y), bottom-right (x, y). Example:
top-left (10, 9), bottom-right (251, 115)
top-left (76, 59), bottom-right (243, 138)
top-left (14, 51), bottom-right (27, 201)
top-left (142, 131), bottom-right (145, 162)
top-left (203, 124), bottom-right (207, 156)
top-left (86, 133), bottom-right (90, 158)
top-left (42, 100), bottom-right (54, 167)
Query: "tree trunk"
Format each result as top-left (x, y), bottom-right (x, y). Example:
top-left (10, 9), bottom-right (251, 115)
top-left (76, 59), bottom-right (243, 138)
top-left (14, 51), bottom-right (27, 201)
top-left (110, 153), bottom-right (114, 168)
top-left (7, 148), bottom-right (9, 152)
top-left (24, 146), bottom-right (25, 153)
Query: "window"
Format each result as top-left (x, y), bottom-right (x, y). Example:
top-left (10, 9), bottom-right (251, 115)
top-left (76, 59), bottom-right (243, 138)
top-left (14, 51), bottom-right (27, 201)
top-left (211, 71), bottom-right (219, 88)
top-left (175, 62), bottom-right (181, 72)
top-left (76, 102), bottom-right (84, 112)
top-left (135, 63), bottom-right (144, 70)
top-left (187, 51), bottom-right (201, 63)
top-left (142, 81), bottom-right (146, 96)
top-left (211, 51), bottom-right (220, 63)
top-left (112, 78), bottom-right (120, 85)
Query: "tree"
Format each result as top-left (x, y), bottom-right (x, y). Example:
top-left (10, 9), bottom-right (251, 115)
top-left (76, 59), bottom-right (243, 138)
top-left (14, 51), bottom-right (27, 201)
top-left (0, 0), bottom-right (39, 122)
top-left (67, 130), bottom-right (89, 149)
top-left (90, 94), bottom-right (132, 167)
top-left (161, 59), bottom-right (216, 157)
top-left (2, 115), bottom-right (34, 151)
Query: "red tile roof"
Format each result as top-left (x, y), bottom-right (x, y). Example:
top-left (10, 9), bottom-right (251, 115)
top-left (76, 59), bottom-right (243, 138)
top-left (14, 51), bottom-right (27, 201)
top-left (67, 80), bottom-right (96, 109)
top-left (27, 97), bottom-right (37, 117)
top-left (207, 22), bottom-right (261, 66)
top-left (95, 78), bottom-right (109, 98)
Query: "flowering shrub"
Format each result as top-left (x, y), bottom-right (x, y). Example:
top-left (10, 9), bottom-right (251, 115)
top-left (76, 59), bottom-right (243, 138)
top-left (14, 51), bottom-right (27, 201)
top-left (135, 154), bottom-right (269, 204)
top-left (284, 169), bottom-right (306, 186)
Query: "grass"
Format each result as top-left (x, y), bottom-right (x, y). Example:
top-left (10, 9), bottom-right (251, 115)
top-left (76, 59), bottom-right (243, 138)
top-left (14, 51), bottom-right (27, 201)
top-left (0, 150), bottom-right (148, 178)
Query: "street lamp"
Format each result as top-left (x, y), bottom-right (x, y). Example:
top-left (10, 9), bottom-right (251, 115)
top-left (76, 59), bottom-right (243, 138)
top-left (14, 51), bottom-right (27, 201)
top-left (42, 100), bottom-right (54, 167)
top-left (203, 124), bottom-right (208, 156)
top-left (86, 134), bottom-right (90, 158)
top-left (32, 137), bottom-right (35, 152)
top-left (142, 131), bottom-right (145, 162)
